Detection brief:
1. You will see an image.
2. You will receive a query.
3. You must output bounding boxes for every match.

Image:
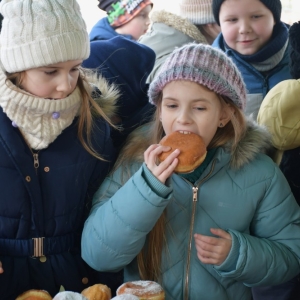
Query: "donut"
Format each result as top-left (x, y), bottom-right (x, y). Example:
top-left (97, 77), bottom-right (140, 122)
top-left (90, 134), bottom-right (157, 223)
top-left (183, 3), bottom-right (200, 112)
top-left (158, 131), bottom-right (207, 173)
top-left (16, 289), bottom-right (52, 300)
top-left (111, 295), bottom-right (139, 300)
top-left (116, 281), bottom-right (165, 300)
top-left (81, 284), bottom-right (111, 300)
top-left (53, 291), bottom-right (88, 300)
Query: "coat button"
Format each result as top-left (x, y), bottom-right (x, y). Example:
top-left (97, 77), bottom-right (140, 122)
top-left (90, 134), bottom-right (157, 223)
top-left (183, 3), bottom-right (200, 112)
top-left (44, 167), bottom-right (50, 172)
top-left (82, 277), bottom-right (89, 285)
top-left (25, 176), bottom-right (31, 182)
top-left (39, 256), bottom-right (47, 263)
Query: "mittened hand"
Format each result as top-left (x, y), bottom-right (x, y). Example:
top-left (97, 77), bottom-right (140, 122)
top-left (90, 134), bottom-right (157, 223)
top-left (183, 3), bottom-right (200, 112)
top-left (194, 228), bottom-right (232, 266)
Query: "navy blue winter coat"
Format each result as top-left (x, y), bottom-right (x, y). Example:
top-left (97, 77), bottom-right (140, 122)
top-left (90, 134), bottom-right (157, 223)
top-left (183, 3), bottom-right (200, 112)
top-left (83, 36), bottom-right (156, 149)
top-left (89, 17), bottom-right (133, 41)
top-left (0, 108), bottom-right (116, 299)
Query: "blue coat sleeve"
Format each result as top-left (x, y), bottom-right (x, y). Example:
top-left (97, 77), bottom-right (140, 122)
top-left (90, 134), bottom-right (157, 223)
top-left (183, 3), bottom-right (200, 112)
top-left (81, 163), bottom-right (172, 272)
top-left (214, 165), bottom-right (300, 285)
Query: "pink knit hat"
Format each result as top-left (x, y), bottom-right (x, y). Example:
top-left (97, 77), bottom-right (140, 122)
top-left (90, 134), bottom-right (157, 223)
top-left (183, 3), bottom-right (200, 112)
top-left (148, 43), bottom-right (247, 110)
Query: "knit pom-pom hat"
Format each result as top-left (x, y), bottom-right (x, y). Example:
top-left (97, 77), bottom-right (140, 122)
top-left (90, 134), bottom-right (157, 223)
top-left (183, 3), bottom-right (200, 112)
top-left (0, 0), bottom-right (90, 73)
top-left (98, 0), bottom-right (153, 28)
top-left (289, 21), bottom-right (300, 79)
top-left (179, 0), bottom-right (215, 25)
top-left (212, 0), bottom-right (282, 25)
top-left (148, 43), bottom-right (247, 110)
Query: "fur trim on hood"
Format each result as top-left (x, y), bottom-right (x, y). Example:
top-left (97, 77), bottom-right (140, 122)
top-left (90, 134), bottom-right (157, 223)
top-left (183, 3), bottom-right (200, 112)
top-left (228, 118), bottom-right (272, 169)
top-left (151, 10), bottom-right (207, 44)
top-left (85, 71), bottom-right (119, 119)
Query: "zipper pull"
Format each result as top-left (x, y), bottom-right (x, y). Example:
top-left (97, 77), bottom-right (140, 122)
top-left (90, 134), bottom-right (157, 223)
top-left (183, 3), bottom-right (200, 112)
top-left (192, 187), bottom-right (198, 202)
top-left (33, 153), bottom-right (39, 169)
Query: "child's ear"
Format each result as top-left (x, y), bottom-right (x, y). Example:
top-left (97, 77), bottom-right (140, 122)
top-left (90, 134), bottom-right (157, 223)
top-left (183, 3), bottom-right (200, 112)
top-left (219, 104), bottom-right (235, 127)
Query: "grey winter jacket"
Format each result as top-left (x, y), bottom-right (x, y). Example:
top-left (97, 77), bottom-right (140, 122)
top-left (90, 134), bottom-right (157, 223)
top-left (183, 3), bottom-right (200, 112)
top-left (139, 10), bottom-right (207, 83)
top-left (82, 121), bottom-right (300, 300)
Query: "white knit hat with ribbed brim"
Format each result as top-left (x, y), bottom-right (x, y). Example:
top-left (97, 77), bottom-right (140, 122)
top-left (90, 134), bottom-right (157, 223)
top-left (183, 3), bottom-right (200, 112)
top-left (179, 0), bottom-right (215, 25)
top-left (0, 0), bottom-right (90, 73)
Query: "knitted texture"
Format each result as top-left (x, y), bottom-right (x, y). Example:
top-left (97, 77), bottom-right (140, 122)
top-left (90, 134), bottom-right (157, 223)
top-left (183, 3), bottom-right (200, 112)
top-left (289, 21), bottom-right (300, 79)
top-left (98, 0), bottom-right (153, 28)
top-left (212, 0), bottom-right (282, 25)
top-left (0, 68), bottom-right (81, 150)
top-left (148, 43), bottom-right (246, 110)
top-left (0, 0), bottom-right (90, 73)
top-left (179, 0), bottom-right (215, 25)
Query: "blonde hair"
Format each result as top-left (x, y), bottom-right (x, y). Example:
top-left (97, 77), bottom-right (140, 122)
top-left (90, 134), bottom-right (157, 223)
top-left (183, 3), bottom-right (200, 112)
top-left (6, 68), bottom-right (115, 161)
top-left (114, 89), bottom-right (247, 281)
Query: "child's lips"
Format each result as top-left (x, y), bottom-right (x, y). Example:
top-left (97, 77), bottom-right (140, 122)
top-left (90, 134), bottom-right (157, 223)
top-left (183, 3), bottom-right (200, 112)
top-left (239, 39), bottom-right (255, 44)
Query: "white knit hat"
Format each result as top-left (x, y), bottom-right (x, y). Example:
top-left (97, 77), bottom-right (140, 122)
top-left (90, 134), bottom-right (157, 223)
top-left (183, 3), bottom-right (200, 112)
top-left (179, 0), bottom-right (215, 25)
top-left (0, 0), bottom-right (90, 73)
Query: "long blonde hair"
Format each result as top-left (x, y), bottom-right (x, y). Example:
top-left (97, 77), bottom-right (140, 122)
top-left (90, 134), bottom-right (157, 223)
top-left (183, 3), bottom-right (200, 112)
top-left (6, 68), bottom-right (116, 161)
top-left (114, 89), bottom-right (247, 281)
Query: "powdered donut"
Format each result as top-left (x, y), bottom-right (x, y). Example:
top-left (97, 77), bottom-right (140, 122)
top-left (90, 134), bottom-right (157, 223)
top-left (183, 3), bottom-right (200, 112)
top-left (158, 131), bottom-right (207, 173)
top-left (81, 283), bottom-right (111, 300)
top-left (16, 289), bottom-right (52, 300)
top-left (111, 295), bottom-right (139, 300)
top-left (117, 281), bottom-right (165, 300)
top-left (53, 291), bottom-right (88, 300)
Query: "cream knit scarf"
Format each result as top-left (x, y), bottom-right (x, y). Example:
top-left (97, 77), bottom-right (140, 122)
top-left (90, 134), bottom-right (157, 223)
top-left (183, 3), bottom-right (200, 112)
top-left (0, 68), bottom-right (81, 150)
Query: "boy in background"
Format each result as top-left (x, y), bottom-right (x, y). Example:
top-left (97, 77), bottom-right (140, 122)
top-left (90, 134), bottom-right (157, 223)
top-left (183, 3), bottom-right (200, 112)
top-left (90, 0), bottom-right (152, 41)
top-left (212, 0), bottom-right (291, 120)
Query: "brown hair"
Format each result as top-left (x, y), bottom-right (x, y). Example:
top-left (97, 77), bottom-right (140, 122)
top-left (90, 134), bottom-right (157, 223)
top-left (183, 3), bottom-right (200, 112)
top-left (113, 90), bottom-right (247, 281)
top-left (6, 69), bottom-right (115, 161)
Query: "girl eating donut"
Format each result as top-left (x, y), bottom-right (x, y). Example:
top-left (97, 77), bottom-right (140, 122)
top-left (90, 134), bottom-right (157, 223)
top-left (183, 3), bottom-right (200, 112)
top-left (82, 44), bottom-right (300, 300)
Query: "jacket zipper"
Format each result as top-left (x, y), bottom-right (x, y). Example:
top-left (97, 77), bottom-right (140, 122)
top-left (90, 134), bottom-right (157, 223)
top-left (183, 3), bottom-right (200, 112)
top-left (19, 130), bottom-right (40, 174)
top-left (184, 160), bottom-right (216, 300)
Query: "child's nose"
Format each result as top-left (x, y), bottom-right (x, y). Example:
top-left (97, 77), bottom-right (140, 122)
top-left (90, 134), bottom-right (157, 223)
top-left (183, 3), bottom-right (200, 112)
top-left (177, 110), bottom-right (192, 124)
top-left (57, 74), bottom-right (72, 93)
top-left (239, 20), bottom-right (252, 34)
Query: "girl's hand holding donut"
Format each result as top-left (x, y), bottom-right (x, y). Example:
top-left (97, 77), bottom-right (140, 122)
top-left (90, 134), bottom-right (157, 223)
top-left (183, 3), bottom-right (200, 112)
top-left (194, 228), bottom-right (232, 266)
top-left (144, 144), bottom-right (180, 184)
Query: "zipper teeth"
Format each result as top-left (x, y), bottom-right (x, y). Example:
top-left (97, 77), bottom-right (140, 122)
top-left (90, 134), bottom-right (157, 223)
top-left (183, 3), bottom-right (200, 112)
top-left (184, 160), bottom-right (216, 300)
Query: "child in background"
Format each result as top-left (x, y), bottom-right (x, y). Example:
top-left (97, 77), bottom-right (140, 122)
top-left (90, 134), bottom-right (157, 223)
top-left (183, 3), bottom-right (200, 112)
top-left (255, 21), bottom-right (300, 300)
top-left (0, 0), bottom-right (118, 298)
top-left (82, 36), bottom-right (156, 149)
top-left (212, 0), bottom-right (291, 120)
top-left (139, 0), bottom-right (220, 83)
top-left (81, 43), bottom-right (300, 300)
top-left (90, 0), bottom-right (153, 41)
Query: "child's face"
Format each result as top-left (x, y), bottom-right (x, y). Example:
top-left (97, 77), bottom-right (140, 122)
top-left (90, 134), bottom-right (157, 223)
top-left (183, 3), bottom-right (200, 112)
top-left (116, 5), bottom-right (151, 40)
top-left (20, 60), bottom-right (82, 99)
top-left (160, 81), bottom-right (232, 147)
top-left (219, 0), bottom-right (275, 55)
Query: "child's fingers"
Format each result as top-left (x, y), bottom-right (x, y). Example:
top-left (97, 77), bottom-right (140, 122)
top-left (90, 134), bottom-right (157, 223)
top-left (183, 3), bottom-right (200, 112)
top-left (210, 228), bottom-right (231, 240)
top-left (0, 261), bottom-right (3, 274)
top-left (144, 145), bottom-right (180, 184)
top-left (194, 232), bottom-right (232, 265)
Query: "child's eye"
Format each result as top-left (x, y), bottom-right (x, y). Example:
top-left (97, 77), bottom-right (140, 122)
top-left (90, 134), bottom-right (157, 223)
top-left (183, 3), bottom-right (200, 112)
top-left (227, 18), bottom-right (237, 22)
top-left (166, 104), bottom-right (177, 109)
top-left (252, 15), bottom-right (262, 19)
top-left (71, 67), bottom-right (80, 72)
top-left (44, 70), bottom-right (56, 75)
top-left (195, 107), bottom-right (206, 111)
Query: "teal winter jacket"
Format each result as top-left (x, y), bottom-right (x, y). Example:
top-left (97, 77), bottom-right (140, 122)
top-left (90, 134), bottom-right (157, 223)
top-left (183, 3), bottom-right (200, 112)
top-left (82, 121), bottom-right (300, 300)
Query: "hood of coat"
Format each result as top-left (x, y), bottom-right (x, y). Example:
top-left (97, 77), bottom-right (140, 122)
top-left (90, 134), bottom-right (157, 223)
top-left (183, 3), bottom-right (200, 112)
top-left (85, 72), bottom-right (119, 119)
top-left (150, 10), bottom-right (207, 44)
top-left (226, 118), bottom-right (272, 169)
